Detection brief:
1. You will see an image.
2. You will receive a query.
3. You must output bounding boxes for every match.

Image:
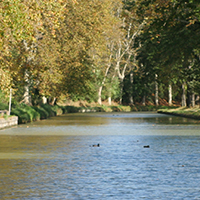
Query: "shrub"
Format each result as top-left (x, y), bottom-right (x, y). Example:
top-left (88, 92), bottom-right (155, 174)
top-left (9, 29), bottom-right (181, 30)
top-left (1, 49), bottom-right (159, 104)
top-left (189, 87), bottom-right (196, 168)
top-left (33, 106), bottom-right (49, 119)
top-left (11, 104), bottom-right (40, 123)
top-left (11, 108), bottom-right (30, 124)
top-left (40, 104), bottom-right (56, 117)
top-left (51, 105), bottom-right (63, 115)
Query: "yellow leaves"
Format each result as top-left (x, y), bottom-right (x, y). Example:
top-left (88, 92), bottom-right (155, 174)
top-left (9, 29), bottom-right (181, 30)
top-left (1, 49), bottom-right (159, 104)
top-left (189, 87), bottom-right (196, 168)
top-left (156, 34), bottom-right (160, 38)
top-left (0, 68), bottom-right (12, 92)
top-left (186, 19), bottom-right (197, 27)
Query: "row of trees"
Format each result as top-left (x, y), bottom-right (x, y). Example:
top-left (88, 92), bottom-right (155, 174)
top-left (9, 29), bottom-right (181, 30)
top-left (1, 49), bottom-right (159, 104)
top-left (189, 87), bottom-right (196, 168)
top-left (135, 0), bottom-right (200, 107)
top-left (0, 0), bottom-right (200, 107)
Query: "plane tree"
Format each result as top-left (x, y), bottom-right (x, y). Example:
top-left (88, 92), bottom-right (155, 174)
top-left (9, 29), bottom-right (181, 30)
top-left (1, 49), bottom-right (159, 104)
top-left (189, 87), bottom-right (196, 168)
top-left (135, 0), bottom-right (200, 106)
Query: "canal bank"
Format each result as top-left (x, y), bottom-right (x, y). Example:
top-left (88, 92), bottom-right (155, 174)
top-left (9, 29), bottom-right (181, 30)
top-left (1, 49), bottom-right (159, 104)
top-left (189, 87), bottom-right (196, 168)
top-left (3, 99), bottom-right (179, 126)
top-left (158, 107), bottom-right (200, 120)
top-left (11, 103), bottom-right (174, 125)
top-left (0, 116), bottom-right (18, 129)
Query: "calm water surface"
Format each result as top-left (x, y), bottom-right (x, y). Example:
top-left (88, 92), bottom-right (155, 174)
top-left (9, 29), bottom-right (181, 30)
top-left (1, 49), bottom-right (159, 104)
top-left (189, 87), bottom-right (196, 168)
top-left (0, 112), bottom-right (200, 199)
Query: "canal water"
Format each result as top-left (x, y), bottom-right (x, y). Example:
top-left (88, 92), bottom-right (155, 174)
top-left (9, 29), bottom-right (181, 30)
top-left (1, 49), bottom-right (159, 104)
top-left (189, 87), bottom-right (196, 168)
top-left (0, 112), bottom-right (200, 199)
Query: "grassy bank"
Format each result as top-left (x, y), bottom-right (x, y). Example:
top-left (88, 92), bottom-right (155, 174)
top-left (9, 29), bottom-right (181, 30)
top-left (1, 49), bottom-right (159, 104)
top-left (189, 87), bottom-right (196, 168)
top-left (158, 107), bottom-right (200, 120)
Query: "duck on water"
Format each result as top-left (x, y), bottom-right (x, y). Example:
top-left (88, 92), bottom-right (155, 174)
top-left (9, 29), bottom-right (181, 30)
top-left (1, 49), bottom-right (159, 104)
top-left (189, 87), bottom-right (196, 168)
top-left (91, 144), bottom-right (100, 147)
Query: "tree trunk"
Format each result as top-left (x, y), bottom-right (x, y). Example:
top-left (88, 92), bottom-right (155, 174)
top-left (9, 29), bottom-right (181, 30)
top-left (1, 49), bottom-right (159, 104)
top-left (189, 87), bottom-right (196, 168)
top-left (51, 97), bottom-right (57, 106)
top-left (108, 96), bottom-right (112, 106)
top-left (182, 82), bottom-right (187, 107)
top-left (142, 84), bottom-right (146, 106)
top-left (97, 42), bottom-right (114, 106)
top-left (129, 71), bottom-right (134, 105)
top-left (196, 95), bottom-right (200, 107)
top-left (23, 85), bottom-right (31, 105)
top-left (168, 83), bottom-right (172, 106)
top-left (191, 93), bottom-right (195, 107)
top-left (8, 88), bottom-right (12, 116)
top-left (22, 70), bottom-right (32, 105)
top-left (98, 86), bottom-right (103, 105)
top-left (42, 96), bottom-right (47, 104)
top-left (142, 95), bottom-right (146, 106)
top-left (119, 78), bottom-right (124, 105)
top-left (155, 74), bottom-right (159, 106)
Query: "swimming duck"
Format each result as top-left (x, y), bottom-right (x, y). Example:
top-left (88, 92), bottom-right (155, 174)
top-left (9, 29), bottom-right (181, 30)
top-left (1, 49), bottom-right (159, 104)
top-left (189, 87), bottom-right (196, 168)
top-left (92, 144), bottom-right (100, 147)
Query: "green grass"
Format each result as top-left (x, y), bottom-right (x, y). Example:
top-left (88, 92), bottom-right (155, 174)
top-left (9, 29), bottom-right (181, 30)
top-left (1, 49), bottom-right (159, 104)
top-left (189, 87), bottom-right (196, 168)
top-left (158, 107), bottom-right (200, 120)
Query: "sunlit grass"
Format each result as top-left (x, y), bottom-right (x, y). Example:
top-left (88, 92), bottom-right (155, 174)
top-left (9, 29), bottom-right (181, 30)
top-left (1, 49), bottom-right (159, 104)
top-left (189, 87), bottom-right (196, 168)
top-left (158, 106), bottom-right (200, 119)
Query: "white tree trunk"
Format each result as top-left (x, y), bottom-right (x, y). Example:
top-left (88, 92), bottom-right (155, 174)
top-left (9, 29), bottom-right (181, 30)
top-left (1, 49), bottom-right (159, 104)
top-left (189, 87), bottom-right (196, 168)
top-left (42, 96), bottom-right (47, 104)
top-left (155, 74), bottom-right (159, 106)
top-left (51, 97), bottom-right (57, 105)
top-left (98, 86), bottom-right (103, 105)
top-left (119, 78), bottom-right (124, 105)
top-left (97, 42), bottom-right (114, 106)
top-left (129, 71), bottom-right (134, 105)
top-left (168, 83), bottom-right (172, 106)
top-left (108, 96), bottom-right (112, 106)
top-left (23, 85), bottom-right (31, 105)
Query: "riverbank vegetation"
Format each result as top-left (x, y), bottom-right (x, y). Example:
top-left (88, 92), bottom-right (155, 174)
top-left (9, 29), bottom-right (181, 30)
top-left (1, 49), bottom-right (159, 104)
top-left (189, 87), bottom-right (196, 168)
top-left (1, 0), bottom-right (200, 119)
top-left (158, 107), bottom-right (200, 120)
top-left (1, 96), bottom-right (176, 123)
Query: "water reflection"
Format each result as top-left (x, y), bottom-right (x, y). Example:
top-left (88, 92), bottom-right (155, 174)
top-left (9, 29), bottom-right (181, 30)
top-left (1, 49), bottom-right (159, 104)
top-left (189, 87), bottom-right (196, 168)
top-left (0, 112), bottom-right (200, 136)
top-left (0, 112), bottom-right (200, 199)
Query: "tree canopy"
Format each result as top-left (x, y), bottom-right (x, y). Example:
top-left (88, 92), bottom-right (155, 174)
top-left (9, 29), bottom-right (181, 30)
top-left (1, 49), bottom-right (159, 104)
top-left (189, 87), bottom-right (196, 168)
top-left (1, 0), bottom-right (200, 106)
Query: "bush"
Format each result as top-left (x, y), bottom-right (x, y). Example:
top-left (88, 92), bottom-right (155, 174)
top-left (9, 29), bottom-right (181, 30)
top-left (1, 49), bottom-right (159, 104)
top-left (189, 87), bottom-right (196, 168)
top-left (33, 106), bottom-right (49, 119)
top-left (40, 104), bottom-right (56, 117)
top-left (51, 105), bottom-right (63, 115)
top-left (10, 103), bottom-right (67, 124)
top-left (0, 102), bottom-right (8, 110)
top-left (64, 106), bottom-right (80, 113)
top-left (11, 108), bottom-right (31, 124)
top-left (11, 104), bottom-right (40, 123)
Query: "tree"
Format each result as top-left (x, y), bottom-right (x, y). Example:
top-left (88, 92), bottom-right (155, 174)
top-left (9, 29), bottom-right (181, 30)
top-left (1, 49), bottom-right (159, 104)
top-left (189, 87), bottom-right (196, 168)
top-left (135, 0), bottom-right (200, 106)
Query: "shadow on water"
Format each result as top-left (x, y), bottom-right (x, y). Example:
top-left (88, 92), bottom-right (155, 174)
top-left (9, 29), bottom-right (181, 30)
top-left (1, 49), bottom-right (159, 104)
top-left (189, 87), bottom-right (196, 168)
top-left (0, 112), bottom-right (200, 199)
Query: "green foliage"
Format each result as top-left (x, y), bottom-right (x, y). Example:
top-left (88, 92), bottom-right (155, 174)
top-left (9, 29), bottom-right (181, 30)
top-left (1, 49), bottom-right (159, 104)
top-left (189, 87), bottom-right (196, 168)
top-left (1, 0), bottom-right (200, 107)
top-left (10, 103), bottom-right (65, 123)
top-left (0, 91), bottom-right (9, 110)
top-left (51, 105), bottom-right (63, 115)
top-left (11, 104), bottom-right (40, 123)
top-left (3, 114), bottom-right (9, 120)
top-left (63, 106), bottom-right (81, 113)
top-left (40, 104), bottom-right (56, 117)
top-left (32, 106), bottom-right (49, 119)
top-left (0, 103), bottom-right (8, 110)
